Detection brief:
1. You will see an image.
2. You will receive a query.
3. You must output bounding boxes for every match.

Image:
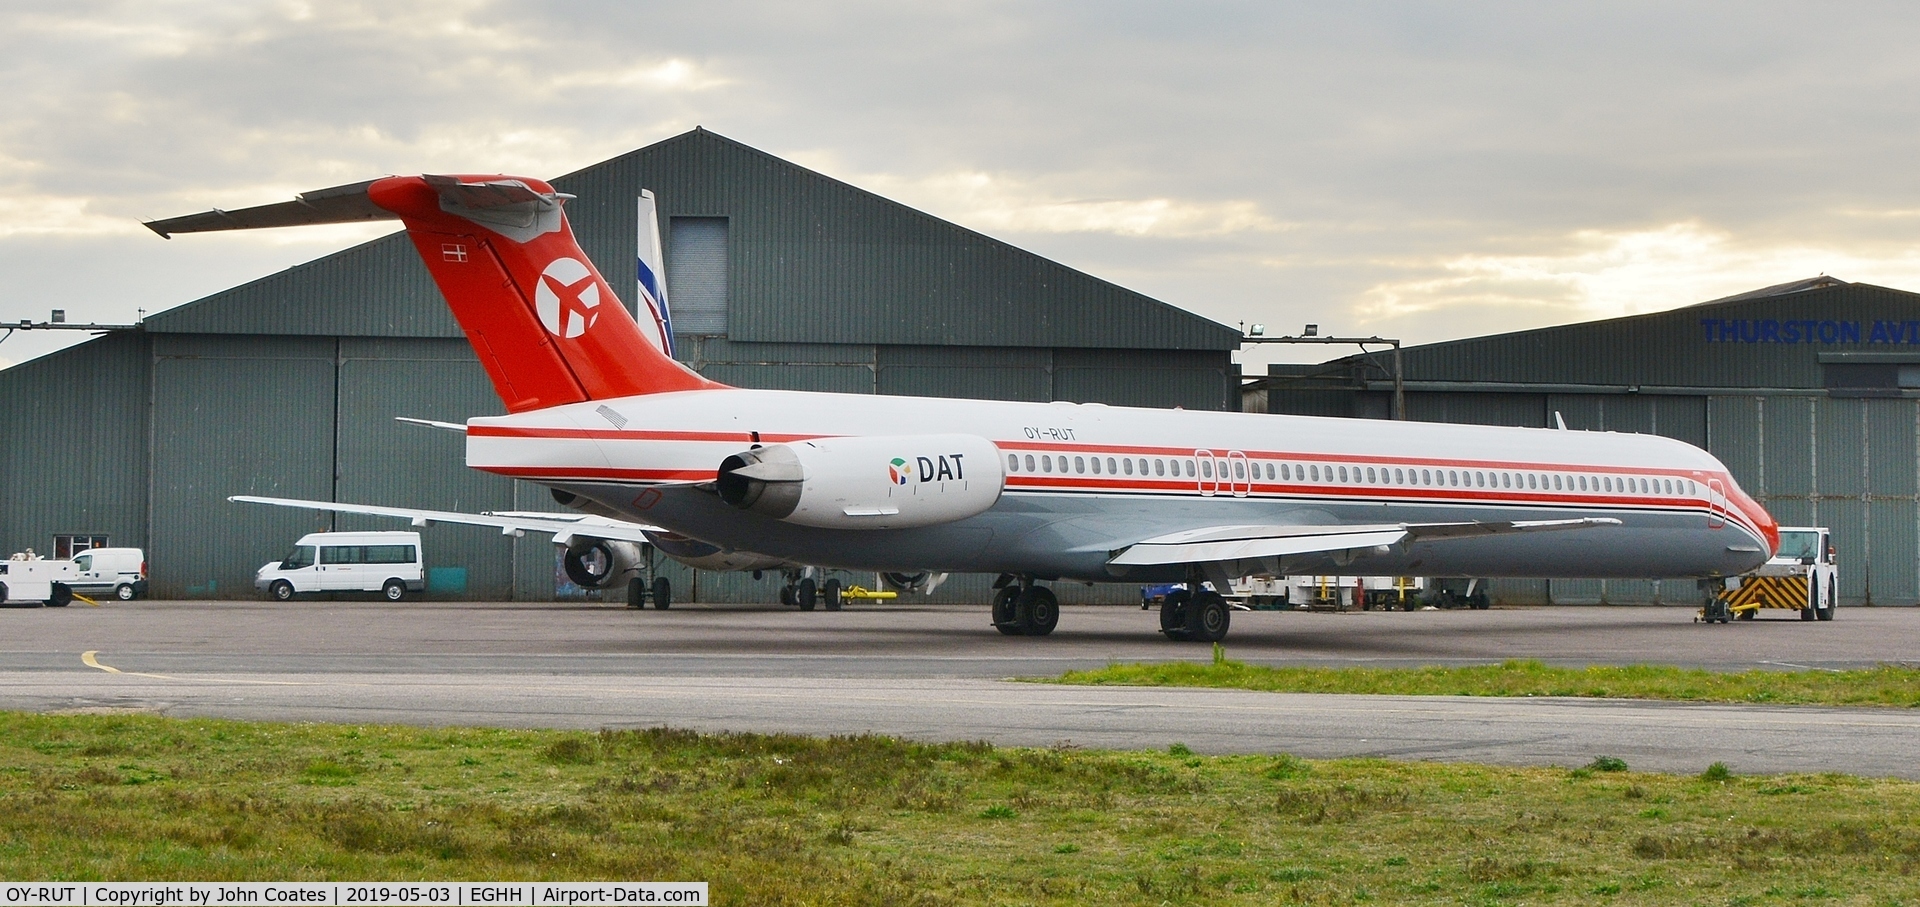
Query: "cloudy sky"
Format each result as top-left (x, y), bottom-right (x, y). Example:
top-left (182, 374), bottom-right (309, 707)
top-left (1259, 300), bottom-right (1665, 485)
top-left (4, 1), bottom-right (1920, 371)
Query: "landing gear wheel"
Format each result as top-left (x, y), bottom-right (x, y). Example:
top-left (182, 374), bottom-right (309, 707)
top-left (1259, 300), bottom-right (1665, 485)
top-left (797, 578), bottom-right (817, 612)
top-left (48, 583), bottom-right (72, 608)
top-left (823, 578), bottom-right (843, 611)
top-left (780, 585), bottom-right (797, 607)
top-left (381, 579), bottom-right (406, 602)
top-left (628, 577), bottom-right (646, 609)
top-left (270, 580), bottom-right (295, 602)
top-left (115, 583), bottom-right (136, 601)
top-left (1184, 591), bottom-right (1230, 642)
top-left (1016, 586), bottom-right (1059, 636)
top-left (1469, 593), bottom-right (1491, 611)
top-left (651, 577), bottom-right (672, 610)
top-left (1704, 598), bottom-right (1731, 623)
top-left (1160, 590), bottom-right (1192, 640)
top-left (991, 586), bottom-right (1022, 635)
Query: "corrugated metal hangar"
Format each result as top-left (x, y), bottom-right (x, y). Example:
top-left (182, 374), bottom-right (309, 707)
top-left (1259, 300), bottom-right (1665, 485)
top-left (1255, 277), bottom-right (1920, 607)
top-left (0, 128), bottom-right (1241, 601)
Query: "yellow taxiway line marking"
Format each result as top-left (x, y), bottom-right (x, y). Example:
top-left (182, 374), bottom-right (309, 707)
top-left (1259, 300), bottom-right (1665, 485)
top-left (79, 651), bottom-right (316, 686)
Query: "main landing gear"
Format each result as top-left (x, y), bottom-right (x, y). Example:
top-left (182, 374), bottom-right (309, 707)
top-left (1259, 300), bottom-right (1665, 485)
top-left (778, 568), bottom-right (844, 612)
top-left (1158, 586), bottom-right (1230, 643)
top-left (991, 578), bottom-right (1059, 637)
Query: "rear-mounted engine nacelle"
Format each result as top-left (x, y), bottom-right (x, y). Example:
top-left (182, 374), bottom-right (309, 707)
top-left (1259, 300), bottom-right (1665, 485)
top-left (715, 434), bottom-right (1005, 529)
top-left (561, 538), bottom-right (644, 588)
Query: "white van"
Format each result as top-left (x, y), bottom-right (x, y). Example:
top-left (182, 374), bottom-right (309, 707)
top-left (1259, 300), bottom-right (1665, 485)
top-left (70, 547), bottom-right (149, 600)
top-left (255, 531), bottom-right (425, 602)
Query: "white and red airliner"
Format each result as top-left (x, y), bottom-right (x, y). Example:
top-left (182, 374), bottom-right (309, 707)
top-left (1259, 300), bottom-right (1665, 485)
top-left (148, 174), bottom-right (1777, 641)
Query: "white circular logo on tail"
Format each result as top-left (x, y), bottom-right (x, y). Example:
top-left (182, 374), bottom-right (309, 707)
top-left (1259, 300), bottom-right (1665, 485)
top-left (534, 257), bottom-right (600, 338)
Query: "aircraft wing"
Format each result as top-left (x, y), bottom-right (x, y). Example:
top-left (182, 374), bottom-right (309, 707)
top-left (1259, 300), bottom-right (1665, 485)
top-left (1108, 518), bottom-right (1622, 566)
top-left (227, 495), bottom-right (659, 545)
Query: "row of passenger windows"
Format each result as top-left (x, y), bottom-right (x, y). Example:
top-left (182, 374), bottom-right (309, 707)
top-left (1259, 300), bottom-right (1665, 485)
top-left (1004, 452), bottom-right (1698, 497)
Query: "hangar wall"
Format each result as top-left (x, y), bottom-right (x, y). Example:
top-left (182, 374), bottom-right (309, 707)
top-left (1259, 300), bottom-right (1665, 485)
top-left (0, 128), bottom-right (1239, 603)
top-left (1264, 278), bottom-right (1920, 606)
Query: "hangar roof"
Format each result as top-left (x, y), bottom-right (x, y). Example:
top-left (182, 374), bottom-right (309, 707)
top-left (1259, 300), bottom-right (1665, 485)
top-left (146, 128), bottom-right (1238, 351)
top-left (1318, 278), bottom-right (1920, 390)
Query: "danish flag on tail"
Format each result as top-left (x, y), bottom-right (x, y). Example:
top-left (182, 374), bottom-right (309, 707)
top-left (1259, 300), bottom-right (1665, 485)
top-left (145, 175), bottom-right (723, 413)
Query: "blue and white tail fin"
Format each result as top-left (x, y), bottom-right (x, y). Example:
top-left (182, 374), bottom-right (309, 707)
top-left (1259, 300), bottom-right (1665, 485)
top-left (636, 190), bottom-right (675, 357)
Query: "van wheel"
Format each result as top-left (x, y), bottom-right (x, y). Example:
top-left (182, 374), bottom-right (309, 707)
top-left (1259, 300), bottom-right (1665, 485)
top-left (270, 580), bottom-right (295, 602)
top-left (382, 579), bottom-right (406, 602)
top-left (114, 584), bottom-right (136, 601)
top-left (48, 583), bottom-right (73, 607)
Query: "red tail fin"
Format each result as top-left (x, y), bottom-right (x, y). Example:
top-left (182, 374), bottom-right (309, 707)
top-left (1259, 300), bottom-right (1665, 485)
top-left (146, 174), bottom-right (723, 412)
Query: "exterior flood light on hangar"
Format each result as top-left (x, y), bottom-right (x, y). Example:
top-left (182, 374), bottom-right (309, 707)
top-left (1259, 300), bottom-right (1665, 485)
top-left (0, 128), bottom-right (1241, 602)
top-left (1253, 276), bottom-right (1920, 607)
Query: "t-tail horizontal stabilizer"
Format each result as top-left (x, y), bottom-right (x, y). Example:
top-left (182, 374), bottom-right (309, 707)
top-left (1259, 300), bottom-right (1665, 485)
top-left (147, 175), bottom-right (722, 413)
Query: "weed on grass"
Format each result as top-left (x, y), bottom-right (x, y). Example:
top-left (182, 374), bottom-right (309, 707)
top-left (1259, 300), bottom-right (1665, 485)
top-left (1048, 658), bottom-right (1920, 707)
top-left (0, 712), bottom-right (1917, 904)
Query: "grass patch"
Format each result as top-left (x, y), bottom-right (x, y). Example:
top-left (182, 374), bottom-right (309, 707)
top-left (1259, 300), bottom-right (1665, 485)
top-left (1, 711), bottom-right (1918, 903)
top-left (1048, 658), bottom-right (1920, 707)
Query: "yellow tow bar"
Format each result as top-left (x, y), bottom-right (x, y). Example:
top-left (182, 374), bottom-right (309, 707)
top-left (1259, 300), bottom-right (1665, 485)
top-left (837, 585), bottom-right (898, 601)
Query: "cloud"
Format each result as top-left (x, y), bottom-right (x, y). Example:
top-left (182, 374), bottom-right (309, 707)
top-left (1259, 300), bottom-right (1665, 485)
top-left (1349, 222), bottom-right (1920, 340)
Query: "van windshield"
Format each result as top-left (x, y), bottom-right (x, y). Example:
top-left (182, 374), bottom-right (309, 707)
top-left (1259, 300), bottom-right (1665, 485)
top-left (280, 545), bottom-right (316, 570)
top-left (1776, 530), bottom-right (1820, 561)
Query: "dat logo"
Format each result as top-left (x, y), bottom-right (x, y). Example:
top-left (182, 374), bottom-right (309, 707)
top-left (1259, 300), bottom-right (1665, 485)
top-left (534, 257), bottom-right (600, 338)
top-left (890, 453), bottom-right (966, 484)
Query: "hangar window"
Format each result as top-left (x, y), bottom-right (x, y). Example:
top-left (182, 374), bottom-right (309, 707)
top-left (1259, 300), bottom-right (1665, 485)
top-left (668, 216), bottom-right (730, 335)
top-left (52, 535), bottom-right (109, 559)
